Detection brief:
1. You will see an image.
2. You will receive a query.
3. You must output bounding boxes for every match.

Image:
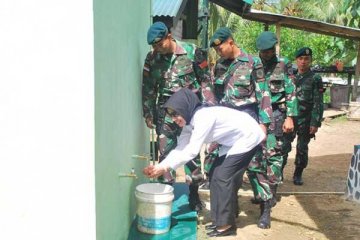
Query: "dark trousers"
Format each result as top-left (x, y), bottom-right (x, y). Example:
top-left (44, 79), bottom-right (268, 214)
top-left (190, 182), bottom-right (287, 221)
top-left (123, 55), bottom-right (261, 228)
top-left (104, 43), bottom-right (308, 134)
top-left (283, 120), bottom-right (312, 169)
top-left (209, 146), bottom-right (259, 226)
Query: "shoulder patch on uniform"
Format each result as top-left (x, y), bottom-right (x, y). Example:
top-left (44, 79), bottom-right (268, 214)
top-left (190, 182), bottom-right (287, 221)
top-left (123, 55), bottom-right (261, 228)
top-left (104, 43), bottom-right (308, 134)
top-left (199, 60), bottom-right (208, 69)
top-left (256, 68), bottom-right (265, 80)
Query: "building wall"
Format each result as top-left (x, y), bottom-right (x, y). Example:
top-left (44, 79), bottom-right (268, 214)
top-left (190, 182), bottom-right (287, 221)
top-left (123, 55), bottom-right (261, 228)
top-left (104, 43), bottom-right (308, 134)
top-left (0, 1), bottom-right (95, 240)
top-left (94, 0), bottom-right (151, 239)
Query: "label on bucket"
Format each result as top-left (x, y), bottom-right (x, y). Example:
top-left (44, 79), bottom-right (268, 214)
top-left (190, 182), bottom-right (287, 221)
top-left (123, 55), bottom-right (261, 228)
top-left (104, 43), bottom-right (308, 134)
top-left (137, 214), bottom-right (170, 231)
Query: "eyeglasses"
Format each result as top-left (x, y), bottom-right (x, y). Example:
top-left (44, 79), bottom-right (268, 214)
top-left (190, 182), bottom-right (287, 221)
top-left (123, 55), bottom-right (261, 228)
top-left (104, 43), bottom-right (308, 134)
top-left (166, 108), bottom-right (179, 117)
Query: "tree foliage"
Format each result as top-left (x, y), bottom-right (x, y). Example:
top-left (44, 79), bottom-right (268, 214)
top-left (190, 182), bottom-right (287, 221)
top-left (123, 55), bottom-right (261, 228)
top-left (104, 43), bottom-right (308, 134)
top-left (208, 0), bottom-right (360, 66)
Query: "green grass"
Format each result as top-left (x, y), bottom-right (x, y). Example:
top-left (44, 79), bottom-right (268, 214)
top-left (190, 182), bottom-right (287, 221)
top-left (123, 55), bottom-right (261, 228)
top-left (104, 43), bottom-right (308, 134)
top-left (323, 90), bottom-right (331, 104)
top-left (330, 115), bottom-right (347, 123)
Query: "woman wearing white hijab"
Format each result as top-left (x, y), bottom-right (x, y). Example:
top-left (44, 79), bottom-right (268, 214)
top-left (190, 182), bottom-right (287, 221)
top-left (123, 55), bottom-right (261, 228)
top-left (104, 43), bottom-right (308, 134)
top-left (143, 88), bottom-right (265, 237)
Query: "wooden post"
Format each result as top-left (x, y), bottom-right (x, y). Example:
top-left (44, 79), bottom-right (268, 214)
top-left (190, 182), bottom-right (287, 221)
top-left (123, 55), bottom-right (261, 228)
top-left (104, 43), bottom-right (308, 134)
top-left (348, 73), bottom-right (353, 102)
top-left (352, 42), bottom-right (360, 101)
top-left (276, 23), bottom-right (281, 56)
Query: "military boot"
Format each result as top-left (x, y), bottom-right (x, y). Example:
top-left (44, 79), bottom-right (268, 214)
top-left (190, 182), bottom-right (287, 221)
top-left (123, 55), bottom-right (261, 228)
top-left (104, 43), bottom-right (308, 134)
top-left (188, 184), bottom-right (205, 212)
top-left (293, 167), bottom-right (304, 185)
top-left (258, 200), bottom-right (271, 229)
top-left (270, 185), bottom-right (278, 207)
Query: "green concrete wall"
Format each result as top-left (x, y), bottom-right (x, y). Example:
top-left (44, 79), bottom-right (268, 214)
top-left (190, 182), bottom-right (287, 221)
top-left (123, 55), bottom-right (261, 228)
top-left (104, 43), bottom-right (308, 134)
top-left (94, 1), bottom-right (151, 239)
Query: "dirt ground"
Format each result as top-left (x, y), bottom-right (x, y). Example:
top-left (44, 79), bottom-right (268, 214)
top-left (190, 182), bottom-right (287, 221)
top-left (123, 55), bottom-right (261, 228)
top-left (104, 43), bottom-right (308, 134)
top-left (194, 116), bottom-right (360, 240)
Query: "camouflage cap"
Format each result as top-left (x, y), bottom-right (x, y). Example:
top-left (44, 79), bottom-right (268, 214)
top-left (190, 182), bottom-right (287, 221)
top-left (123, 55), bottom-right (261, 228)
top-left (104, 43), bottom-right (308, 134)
top-left (256, 31), bottom-right (278, 50)
top-left (209, 27), bottom-right (232, 47)
top-left (147, 22), bottom-right (169, 45)
top-left (295, 47), bottom-right (312, 58)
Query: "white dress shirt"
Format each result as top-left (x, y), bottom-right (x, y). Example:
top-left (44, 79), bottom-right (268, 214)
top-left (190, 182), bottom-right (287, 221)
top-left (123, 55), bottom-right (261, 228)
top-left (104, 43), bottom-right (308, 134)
top-left (158, 106), bottom-right (265, 170)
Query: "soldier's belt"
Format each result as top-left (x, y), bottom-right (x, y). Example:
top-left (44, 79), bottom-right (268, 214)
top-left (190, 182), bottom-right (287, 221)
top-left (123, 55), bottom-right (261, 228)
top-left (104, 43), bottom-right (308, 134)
top-left (299, 101), bottom-right (313, 109)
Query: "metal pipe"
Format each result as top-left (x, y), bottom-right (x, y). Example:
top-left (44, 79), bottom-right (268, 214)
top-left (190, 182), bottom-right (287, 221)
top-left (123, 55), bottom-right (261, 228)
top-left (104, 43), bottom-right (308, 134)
top-left (118, 168), bottom-right (138, 179)
top-left (277, 191), bottom-right (345, 195)
top-left (132, 155), bottom-right (150, 161)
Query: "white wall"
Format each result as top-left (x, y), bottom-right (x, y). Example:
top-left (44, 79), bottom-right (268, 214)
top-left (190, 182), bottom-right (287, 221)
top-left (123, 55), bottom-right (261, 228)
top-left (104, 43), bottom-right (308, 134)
top-left (0, 1), bottom-right (95, 240)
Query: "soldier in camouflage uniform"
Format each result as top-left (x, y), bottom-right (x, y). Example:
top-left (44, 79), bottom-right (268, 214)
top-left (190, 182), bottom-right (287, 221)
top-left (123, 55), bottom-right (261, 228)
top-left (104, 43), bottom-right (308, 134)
top-left (142, 22), bottom-right (215, 211)
top-left (209, 27), bottom-right (274, 229)
top-left (282, 47), bottom-right (324, 185)
top-left (253, 31), bottom-right (298, 228)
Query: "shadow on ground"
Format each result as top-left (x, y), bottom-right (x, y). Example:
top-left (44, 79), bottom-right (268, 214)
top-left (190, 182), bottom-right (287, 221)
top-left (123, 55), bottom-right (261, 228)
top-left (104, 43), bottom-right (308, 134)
top-left (197, 153), bottom-right (360, 240)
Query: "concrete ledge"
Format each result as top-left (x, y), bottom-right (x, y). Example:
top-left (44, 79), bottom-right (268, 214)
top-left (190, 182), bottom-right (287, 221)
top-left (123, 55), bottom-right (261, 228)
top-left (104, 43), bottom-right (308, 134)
top-left (322, 108), bottom-right (347, 120)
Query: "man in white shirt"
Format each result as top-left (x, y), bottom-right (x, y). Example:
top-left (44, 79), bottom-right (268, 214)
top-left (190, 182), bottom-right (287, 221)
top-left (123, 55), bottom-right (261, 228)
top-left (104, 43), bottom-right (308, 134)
top-left (143, 88), bottom-right (265, 237)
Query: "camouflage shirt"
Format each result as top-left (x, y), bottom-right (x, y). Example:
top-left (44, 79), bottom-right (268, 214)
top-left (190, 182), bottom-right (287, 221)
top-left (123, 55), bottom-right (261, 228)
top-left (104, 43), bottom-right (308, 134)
top-left (263, 56), bottom-right (298, 117)
top-left (213, 49), bottom-right (272, 125)
top-left (295, 70), bottom-right (324, 127)
top-left (142, 39), bottom-right (215, 119)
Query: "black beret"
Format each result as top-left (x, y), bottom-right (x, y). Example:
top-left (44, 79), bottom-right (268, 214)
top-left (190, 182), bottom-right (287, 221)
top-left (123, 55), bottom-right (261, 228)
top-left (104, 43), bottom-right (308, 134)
top-left (256, 31), bottom-right (278, 50)
top-left (147, 22), bottom-right (168, 45)
top-left (209, 27), bottom-right (232, 47)
top-left (295, 47), bottom-right (312, 58)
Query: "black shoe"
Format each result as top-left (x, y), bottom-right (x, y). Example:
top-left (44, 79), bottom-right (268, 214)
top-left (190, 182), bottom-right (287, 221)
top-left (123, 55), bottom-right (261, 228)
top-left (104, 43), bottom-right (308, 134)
top-left (293, 176), bottom-right (304, 185)
top-left (206, 225), bottom-right (237, 237)
top-left (258, 200), bottom-right (271, 229)
top-left (293, 167), bottom-right (304, 185)
top-left (205, 224), bottom-right (217, 231)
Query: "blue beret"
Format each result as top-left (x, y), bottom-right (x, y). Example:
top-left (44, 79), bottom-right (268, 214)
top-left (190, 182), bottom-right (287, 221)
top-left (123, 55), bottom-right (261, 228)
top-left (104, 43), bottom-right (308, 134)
top-left (295, 47), bottom-right (312, 58)
top-left (210, 27), bottom-right (232, 47)
top-left (256, 31), bottom-right (278, 50)
top-left (147, 22), bottom-right (169, 45)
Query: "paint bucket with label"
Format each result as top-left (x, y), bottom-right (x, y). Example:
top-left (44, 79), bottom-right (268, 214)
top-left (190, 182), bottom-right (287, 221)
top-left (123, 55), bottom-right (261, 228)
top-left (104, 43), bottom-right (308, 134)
top-left (135, 183), bottom-right (174, 234)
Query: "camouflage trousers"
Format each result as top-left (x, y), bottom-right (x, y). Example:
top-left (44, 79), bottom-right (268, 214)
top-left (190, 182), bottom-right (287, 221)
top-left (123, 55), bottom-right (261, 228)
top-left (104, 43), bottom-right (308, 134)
top-left (282, 120), bottom-right (313, 169)
top-left (264, 132), bottom-right (285, 185)
top-left (156, 112), bottom-right (203, 185)
top-left (247, 144), bottom-right (272, 201)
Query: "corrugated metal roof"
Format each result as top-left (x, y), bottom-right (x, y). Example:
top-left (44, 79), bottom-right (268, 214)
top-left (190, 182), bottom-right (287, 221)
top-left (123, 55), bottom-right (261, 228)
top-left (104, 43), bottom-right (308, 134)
top-left (152, 0), bottom-right (186, 17)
